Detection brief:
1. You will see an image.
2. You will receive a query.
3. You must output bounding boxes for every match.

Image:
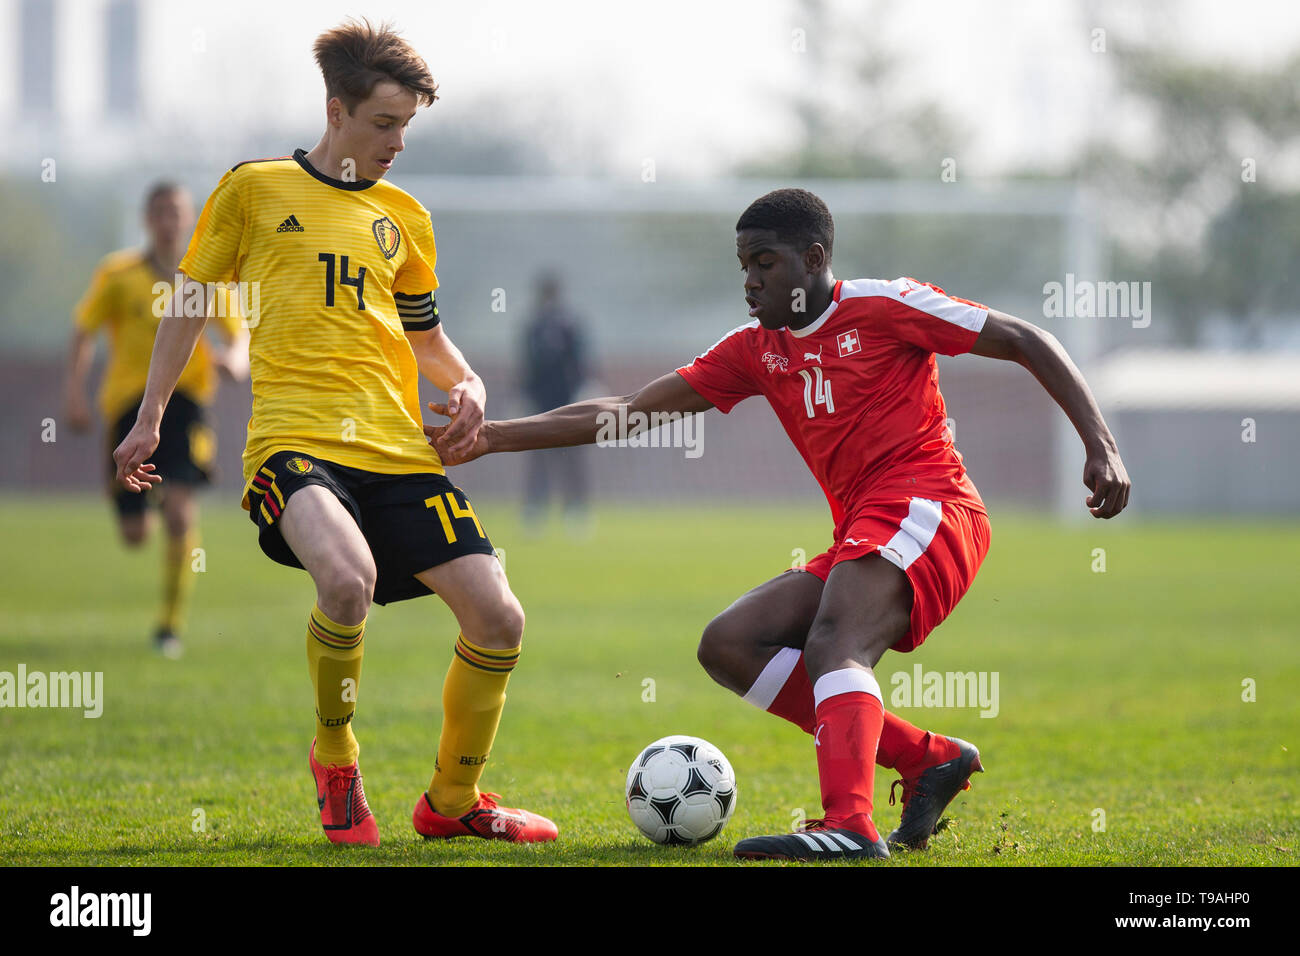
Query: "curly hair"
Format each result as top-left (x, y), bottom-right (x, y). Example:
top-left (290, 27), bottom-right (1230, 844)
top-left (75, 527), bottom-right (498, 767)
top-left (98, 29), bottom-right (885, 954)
top-left (736, 188), bottom-right (834, 260)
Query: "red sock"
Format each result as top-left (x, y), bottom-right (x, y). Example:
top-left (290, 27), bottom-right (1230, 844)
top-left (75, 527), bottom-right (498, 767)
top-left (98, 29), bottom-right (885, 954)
top-left (877, 712), bottom-right (927, 771)
top-left (748, 650), bottom-right (954, 777)
top-left (768, 658), bottom-right (815, 733)
top-left (812, 671), bottom-right (885, 839)
top-left (743, 647), bottom-right (816, 733)
top-left (878, 714), bottom-right (959, 778)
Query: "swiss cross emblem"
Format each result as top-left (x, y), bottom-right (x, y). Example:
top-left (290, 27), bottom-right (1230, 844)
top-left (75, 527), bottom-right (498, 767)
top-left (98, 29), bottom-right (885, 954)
top-left (837, 329), bottom-right (861, 357)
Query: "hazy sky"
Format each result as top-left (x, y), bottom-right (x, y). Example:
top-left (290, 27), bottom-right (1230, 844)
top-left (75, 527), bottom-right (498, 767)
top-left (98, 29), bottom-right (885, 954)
top-left (4, 0), bottom-right (1299, 177)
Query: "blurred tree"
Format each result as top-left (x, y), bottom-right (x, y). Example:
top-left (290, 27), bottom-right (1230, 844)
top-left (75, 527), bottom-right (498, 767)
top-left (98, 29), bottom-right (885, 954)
top-left (737, 0), bottom-right (967, 179)
top-left (1203, 186), bottom-right (1300, 346)
top-left (1081, 34), bottom-right (1300, 344)
top-left (0, 180), bottom-right (118, 353)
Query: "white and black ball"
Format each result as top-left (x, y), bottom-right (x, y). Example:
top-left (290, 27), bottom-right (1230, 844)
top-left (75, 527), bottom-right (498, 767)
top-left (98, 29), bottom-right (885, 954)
top-left (625, 735), bottom-right (737, 846)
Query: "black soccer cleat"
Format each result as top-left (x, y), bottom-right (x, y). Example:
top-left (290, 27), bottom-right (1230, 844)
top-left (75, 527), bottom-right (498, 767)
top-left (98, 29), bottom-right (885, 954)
top-left (885, 736), bottom-right (983, 851)
top-left (734, 823), bottom-right (890, 862)
top-left (153, 627), bottom-right (183, 660)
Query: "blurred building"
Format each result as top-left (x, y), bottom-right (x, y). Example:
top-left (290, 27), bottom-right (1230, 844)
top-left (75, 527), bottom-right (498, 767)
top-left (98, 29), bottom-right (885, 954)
top-left (19, 0), bottom-right (56, 119)
top-left (1094, 351), bottom-right (1300, 514)
top-left (105, 0), bottom-right (141, 119)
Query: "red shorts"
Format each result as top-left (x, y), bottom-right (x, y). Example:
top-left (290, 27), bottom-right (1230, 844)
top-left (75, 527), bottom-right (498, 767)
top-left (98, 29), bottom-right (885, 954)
top-left (794, 497), bottom-right (991, 653)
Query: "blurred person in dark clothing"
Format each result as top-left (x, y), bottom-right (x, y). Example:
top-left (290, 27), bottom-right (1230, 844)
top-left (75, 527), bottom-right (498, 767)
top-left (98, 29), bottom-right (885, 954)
top-left (519, 273), bottom-right (589, 530)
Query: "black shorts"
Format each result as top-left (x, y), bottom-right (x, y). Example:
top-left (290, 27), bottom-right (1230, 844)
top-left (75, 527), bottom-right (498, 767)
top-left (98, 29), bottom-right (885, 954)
top-left (247, 450), bottom-right (497, 606)
top-left (109, 392), bottom-right (215, 518)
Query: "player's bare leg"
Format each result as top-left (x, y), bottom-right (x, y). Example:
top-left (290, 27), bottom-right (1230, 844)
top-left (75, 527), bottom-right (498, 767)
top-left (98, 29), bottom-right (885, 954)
top-left (802, 555), bottom-right (912, 676)
top-left (805, 556), bottom-right (983, 851)
top-left (415, 552), bottom-right (523, 651)
top-left (699, 567), bottom-right (966, 773)
top-left (278, 485), bottom-right (375, 626)
top-left (159, 484), bottom-right (196, 543)
top-left (117, 512), bottom-right (149, 548)
top-left (278, 485), bottom-right (379, 845)
top-left (696, 569), bottom-right (824, 698)
top-left (153, 484), bottom-right (198, 658)
top-left (735, 556), bottom-right (911, 861)
top-left (408, 554), bottom-right (556, 842)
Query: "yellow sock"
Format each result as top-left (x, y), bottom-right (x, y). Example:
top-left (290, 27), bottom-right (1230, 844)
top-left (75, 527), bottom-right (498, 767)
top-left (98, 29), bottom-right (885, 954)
top-left (306, 605), bottom-right (365, 766)
top-left (428, 634), bottom-right (519, 817)
top-left (159, 528), bottom-right (198, 634)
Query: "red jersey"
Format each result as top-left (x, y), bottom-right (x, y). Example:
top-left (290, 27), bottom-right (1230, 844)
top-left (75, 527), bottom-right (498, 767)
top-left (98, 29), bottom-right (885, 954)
top-left (676, 277), bottom-right (988, 536)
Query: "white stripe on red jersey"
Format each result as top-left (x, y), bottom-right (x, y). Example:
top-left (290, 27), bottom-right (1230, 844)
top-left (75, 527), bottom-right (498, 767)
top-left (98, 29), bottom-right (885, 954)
top-left (843, 277), bottom-right (986, 332)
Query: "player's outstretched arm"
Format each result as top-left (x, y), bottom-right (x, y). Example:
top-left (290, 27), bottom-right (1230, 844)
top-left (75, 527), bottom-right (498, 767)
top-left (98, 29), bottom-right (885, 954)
top-left (406, 324), bottom-right (487, 459)
top-left (64, 328), bottom-right (96, 433)
top-left (971, 309), bottom-right (1131, 518)
top-left (426, 371), bottom-right (714, 465)
top-left (112, 275), bottom-right (212, 491)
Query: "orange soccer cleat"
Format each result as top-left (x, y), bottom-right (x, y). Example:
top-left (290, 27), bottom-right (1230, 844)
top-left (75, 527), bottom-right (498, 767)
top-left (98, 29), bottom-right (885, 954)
top-left (309, 739), bottom-right (380, 847)
top-left (413, 791), bottom-right (558, 843)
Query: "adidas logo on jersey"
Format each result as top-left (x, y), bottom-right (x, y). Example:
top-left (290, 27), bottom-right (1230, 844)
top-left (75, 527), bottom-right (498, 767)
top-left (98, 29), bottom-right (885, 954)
top-left (276, 215), bottom-right (305, 233)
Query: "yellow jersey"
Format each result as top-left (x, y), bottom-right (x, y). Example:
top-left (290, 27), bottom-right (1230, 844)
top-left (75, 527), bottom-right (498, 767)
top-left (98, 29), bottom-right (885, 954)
top-left (75, 250), bottom-right (241, 423)
top-left (179, 150), bottom-right (446, 510)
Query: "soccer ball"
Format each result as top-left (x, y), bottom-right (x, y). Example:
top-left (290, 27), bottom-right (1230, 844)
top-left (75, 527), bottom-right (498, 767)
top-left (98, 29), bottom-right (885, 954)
top-left (625, 735), bottom-right (737, 846)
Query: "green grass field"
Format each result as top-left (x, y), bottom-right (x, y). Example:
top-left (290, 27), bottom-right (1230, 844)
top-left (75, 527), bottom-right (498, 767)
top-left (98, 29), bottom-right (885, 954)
top-left (1, 494), bottom-right (1296, 866)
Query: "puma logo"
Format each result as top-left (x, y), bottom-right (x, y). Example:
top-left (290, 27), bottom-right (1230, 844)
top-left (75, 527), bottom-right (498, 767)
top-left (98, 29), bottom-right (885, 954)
top-left (804, 346), bottom-right (823, 364)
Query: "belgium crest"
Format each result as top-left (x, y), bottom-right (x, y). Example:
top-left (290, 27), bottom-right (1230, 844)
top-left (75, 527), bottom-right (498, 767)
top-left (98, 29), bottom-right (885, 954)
top-left (372, 216), bottom-right (401, 259)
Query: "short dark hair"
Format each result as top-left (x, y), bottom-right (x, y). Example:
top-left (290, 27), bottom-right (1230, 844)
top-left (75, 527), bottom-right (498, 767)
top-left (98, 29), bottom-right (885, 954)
top-left (313, 18), bottom-right (439, 114)
top-left (143, 180), bottom-right (185, 210)
top-left (736, 188), bottom-right (834, 260)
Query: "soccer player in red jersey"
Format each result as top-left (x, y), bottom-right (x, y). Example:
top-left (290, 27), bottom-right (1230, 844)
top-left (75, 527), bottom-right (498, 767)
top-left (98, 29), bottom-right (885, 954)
top-left (427, 188), bottom-right (1131, 861)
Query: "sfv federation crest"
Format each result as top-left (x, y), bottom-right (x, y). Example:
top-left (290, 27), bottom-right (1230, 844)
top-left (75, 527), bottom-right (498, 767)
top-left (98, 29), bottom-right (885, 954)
top-left (372, 216), bottom-right (401, 260)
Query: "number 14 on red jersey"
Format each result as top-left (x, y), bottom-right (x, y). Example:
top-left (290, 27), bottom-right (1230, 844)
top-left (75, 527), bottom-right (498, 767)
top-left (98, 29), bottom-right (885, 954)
top-left (797, 367), bottom-right (834, 418)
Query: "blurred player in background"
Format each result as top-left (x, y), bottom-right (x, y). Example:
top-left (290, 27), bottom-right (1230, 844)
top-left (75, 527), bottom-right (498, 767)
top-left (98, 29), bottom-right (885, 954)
top-left (65, 182), bottom-right (248, 659)
top-left (519, 271), bottom-right (590, 531)
top-left (427, 187), bottom-right (1131, 862)
top-left (112, 19), bottom-right (556, 849)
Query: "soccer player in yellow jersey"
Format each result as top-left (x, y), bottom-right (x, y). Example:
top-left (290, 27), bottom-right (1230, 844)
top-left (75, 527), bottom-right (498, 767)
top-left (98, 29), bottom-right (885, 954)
top-left (112, 20), bottom-right (557, 847)
top-left (66, 182), bottom-right (247, 659)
